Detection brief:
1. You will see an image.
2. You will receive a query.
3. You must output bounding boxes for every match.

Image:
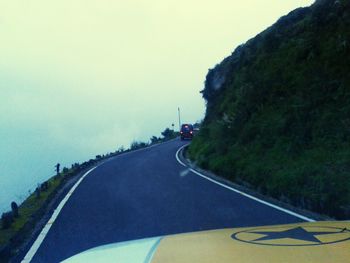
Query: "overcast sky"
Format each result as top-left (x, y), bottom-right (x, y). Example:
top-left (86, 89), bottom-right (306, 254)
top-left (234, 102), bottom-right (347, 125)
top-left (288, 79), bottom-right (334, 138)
top-left (0, 0), bottom-right (314, 211)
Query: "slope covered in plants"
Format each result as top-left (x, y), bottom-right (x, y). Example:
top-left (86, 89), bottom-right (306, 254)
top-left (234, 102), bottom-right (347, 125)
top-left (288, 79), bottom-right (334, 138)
top-left (189, 0), bottom-right (350, 218)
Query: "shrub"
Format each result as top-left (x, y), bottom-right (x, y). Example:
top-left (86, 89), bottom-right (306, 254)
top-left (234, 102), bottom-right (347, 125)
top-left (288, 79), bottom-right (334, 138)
top-left (1, 212), bottom-right (14, 229)
top-left (11, 202), bottom-right (19, 218)
top-left (130, 141), bottom-right (148, 150)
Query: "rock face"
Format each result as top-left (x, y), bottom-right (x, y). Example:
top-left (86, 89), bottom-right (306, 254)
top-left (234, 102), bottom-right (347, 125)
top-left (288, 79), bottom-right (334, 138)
top-left (190, 0), bottom-right (350, 219)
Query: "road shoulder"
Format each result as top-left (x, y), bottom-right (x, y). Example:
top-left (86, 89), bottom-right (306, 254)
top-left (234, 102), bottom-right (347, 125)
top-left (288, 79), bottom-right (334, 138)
top-left (177, 145), bottom-right (331, 222)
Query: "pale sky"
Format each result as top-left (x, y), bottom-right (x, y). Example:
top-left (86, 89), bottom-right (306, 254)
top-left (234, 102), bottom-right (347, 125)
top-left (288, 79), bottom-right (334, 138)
top-left (0, 0), bottom-right (314, 211)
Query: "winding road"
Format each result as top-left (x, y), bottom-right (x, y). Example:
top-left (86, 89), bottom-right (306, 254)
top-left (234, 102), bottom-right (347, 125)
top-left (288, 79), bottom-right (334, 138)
top-left (22, 139), bottom-right (308, 262)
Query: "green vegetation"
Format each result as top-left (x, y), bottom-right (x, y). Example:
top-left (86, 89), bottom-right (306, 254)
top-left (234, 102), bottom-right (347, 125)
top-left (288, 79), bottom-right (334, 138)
top-left (161, 127), bottom-right (177, 139)
top-left (0, 177), bottom-right (61, 243)
top-left (189, 0), bottom-right (350, 219)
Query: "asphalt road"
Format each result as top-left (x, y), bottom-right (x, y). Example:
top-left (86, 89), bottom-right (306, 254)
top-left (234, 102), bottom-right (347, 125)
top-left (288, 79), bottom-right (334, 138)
top-left (27, 139), bottom-right (305, 262)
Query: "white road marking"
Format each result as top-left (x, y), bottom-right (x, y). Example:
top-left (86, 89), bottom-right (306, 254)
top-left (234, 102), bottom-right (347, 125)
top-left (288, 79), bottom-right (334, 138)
top-left (175, 146), bottom-right (315, 223)
top-left (175, 144), bottom-right (188, 167)
top-left (179, 169), bottom-right (191, 177)
top-left (21, 140), bottom-right (176, 262)
top-left (21, 167), bottom-right (97, 263)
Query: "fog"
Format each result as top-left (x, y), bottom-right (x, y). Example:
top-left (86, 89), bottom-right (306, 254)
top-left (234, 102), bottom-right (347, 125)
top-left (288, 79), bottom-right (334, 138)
top-left (0, 0), bottom-right (314, 212)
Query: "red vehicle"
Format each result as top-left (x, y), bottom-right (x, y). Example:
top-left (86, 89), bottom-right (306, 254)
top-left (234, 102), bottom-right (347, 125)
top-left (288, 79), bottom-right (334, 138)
top-left (180, 124), bottom-right (194, 140)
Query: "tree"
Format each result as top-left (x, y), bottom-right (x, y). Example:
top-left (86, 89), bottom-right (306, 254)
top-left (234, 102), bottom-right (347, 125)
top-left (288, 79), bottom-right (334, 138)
top-left (161, 128), bottom-right (175, 139)
top-left (150, 136), bottom-right (160, 144)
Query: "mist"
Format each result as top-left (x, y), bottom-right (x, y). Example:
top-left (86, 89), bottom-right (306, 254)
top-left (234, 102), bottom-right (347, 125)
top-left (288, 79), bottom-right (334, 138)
top-left (0, 0), bottom-right (314, 212)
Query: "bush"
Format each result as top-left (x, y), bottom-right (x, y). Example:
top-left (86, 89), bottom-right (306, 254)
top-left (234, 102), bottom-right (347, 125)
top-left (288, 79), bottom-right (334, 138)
top-left (150, 136), bottom-right (161, 144)
top-left (130, 141), bottom-right (148, 150)
top-left (11, 202), bottom-right (19, 218)
top-left (161, 128), bottom-right (176, 139)
top-left (1, 212), bottom-right (14, 229)
top-left (40, 182), bottom-right (49, 192)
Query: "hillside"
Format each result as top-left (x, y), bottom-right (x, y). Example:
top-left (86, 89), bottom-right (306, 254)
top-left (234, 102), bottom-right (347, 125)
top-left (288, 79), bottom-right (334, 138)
top-left (189, 0), bottom-right (350, 219)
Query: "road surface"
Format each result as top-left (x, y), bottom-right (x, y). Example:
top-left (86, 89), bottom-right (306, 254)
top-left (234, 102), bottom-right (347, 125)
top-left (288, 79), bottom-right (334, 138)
top-left (24, 139), bottom-right (306, 262)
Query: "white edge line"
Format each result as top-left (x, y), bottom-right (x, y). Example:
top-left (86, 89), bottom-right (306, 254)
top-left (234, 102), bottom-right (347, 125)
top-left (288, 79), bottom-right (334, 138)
top-left (21, 141), bottom-right (177, 262)
top-left (21, 166), bottom-right (97, 263)
top-left (175, 146), bottom-right (315, 223)
top-left (175, 144), bottom-right (188, 167)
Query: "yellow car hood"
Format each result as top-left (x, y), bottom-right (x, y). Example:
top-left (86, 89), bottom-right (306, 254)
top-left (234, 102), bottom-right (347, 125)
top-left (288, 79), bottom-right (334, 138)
top-left (64, 221), bottom-right (350, 263)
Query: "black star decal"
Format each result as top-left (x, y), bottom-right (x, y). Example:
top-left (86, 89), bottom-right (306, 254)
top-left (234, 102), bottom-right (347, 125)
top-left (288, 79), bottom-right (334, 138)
top-left (250, 227), bottom-right (341, 243)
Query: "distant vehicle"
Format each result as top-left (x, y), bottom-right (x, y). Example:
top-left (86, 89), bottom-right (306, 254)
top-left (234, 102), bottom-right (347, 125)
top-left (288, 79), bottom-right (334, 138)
top-left (180, 124), bottom-right (194, 140)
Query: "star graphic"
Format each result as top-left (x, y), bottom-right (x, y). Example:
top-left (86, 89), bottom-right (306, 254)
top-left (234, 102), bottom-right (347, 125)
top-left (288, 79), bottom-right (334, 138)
top-left (250, 227), bottom-right (343, 243)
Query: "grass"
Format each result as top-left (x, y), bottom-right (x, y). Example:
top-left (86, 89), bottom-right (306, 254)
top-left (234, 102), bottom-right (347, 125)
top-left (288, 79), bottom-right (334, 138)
top-left (0, 175), bottom-right (62, 245)
top-left (0, 164), bottom-right (91, 263)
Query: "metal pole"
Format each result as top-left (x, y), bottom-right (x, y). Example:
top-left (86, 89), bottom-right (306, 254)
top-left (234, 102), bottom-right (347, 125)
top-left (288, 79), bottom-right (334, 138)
top-left (178, 107), bottom-right (181, 132)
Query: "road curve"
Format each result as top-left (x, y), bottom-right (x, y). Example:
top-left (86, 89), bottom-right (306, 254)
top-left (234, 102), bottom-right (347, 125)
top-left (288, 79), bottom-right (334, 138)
top-left (25, 139), bottom-right (305, 262)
